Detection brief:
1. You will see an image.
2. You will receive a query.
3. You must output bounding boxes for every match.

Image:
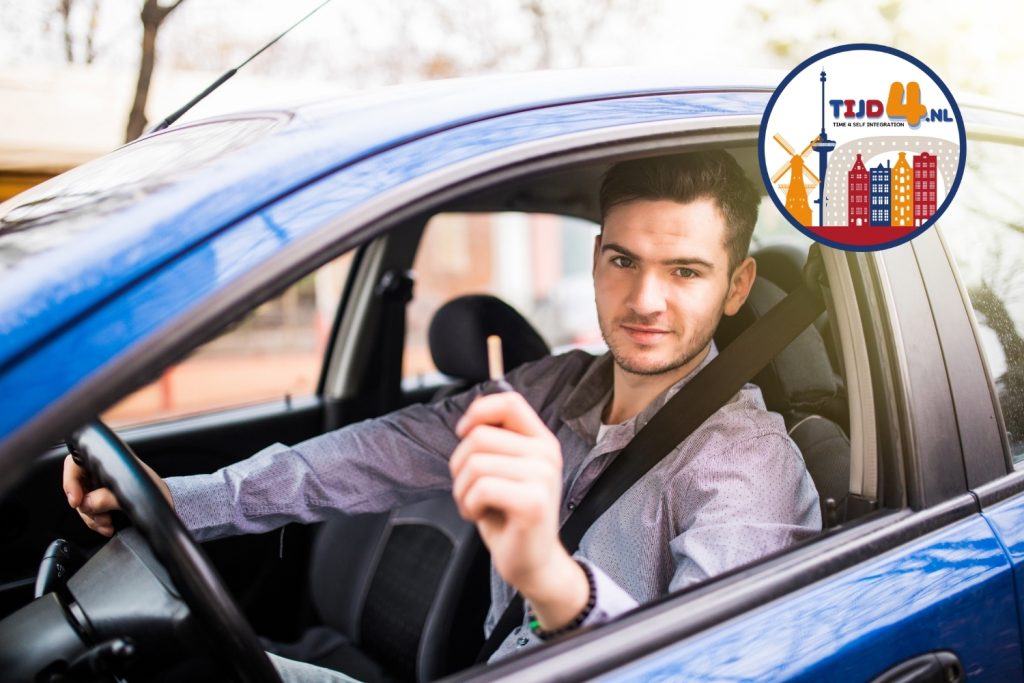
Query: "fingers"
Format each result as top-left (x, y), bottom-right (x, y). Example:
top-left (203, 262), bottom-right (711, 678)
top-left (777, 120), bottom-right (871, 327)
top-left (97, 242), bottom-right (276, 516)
top-left (455, 392), bottom-right (551, 440)
top-left (64, 453), bottom-right (122, 537)
top-left (459, 475), bottom-right (546, 523)
top-left (451, 454), bottom-right (553, 516)
top-left (80, 487), bottom-right (120, 515)
top-left (450, 424), bottom-right (550, 476)
top-left (77, 509), bottom-right (114, 537)
top-left (63, 454), bottom-right (87, 508)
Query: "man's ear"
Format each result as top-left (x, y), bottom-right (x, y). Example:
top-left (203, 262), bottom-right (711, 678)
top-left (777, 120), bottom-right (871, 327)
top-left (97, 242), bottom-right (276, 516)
top-left (592, 232), bottom-right (603, 277)
top-left (723, 256), bottom-right (756, 317)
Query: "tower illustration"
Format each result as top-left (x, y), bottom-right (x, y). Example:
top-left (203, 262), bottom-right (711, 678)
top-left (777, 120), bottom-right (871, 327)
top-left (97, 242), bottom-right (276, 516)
top-left (811, 69), bottom-right (837, 227)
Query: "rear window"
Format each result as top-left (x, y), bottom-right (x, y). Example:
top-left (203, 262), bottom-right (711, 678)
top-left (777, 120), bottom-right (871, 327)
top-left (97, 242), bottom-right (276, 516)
top-left (0, 115), bottom-right (285, 272)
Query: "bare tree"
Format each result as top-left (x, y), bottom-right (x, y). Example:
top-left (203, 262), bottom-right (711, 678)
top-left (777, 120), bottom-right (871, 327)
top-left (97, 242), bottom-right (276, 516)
top-left (125, 0), bottom-right (186, 142)
top-left (58, 0), bottom-right (74, 62)
top-left (55, 0), bottom-right (103, 64)
top-left (85, 0), bottom-right (101, 63)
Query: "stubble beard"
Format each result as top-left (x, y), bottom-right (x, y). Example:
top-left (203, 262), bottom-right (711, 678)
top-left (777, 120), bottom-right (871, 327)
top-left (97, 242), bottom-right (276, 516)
top-left (598, 302), bottom-right (725, 377)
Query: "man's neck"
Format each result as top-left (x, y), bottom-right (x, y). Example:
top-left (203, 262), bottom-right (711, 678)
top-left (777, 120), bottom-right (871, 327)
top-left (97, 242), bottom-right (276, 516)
top-left (603, 344), bottom-right (711, 425)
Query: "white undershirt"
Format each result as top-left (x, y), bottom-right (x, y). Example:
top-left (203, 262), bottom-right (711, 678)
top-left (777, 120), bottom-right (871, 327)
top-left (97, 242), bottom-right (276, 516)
top-left (596, 423), bottom-right (612, 444)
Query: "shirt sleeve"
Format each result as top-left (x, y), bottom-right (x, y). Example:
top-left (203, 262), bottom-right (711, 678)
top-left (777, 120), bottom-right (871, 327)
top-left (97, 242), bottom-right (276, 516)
top-left (166, 383), bottom-right (487, 542)
top-left (576, 556), bottom-right (639, 626)
top-left (163, 351), bottom-right (581, 543)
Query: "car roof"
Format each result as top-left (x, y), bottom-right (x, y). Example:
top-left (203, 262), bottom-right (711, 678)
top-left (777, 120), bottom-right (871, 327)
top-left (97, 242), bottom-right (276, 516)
top-left (0, 68), bottom-right (779, 372)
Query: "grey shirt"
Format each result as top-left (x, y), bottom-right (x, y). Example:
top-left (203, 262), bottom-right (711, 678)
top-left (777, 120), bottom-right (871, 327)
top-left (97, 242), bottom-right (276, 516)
top-left (166, 346), bottom-right (821, 662)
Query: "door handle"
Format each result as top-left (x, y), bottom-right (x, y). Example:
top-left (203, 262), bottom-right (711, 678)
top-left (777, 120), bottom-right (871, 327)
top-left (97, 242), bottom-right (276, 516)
top-left (871, 651), bottom-right (964, 683)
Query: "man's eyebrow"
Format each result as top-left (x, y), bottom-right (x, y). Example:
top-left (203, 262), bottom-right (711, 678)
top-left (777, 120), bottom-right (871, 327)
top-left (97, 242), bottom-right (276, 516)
top-left (601, 242), bottom-right (715, 270)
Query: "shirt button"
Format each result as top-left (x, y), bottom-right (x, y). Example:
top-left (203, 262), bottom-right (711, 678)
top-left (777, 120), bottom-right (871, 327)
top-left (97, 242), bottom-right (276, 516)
top-left (517, 637), bottom-right (530, 647)
top-left (567, 501), bottom-right (577, 510)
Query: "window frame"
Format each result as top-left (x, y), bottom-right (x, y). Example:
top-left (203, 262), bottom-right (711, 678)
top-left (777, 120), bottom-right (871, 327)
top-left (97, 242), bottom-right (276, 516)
top-left (936, 130), bottom-right (1024, 499)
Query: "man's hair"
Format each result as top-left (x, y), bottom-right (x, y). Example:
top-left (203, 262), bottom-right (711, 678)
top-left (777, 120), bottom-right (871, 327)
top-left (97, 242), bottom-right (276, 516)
top-left (598, 151), bottom-right (761, 272)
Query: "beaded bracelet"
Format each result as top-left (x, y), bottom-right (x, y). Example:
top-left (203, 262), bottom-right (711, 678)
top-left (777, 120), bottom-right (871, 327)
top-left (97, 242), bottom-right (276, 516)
top-left (526, 559), bottom-right (597, 640)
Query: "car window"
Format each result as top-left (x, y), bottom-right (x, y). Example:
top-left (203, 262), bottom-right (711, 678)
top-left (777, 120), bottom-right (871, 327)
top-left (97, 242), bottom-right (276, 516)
top-left (403, 212), bottom-right (602, 383)
top-left (940, 138), bottom-right (1024, 465)
top-left (103, 250), bottom-right (354, 427)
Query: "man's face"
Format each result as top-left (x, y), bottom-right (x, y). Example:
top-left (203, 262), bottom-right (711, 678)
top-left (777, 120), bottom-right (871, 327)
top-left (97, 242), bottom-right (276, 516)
top-left (593, 197), bottom-right (753, 377)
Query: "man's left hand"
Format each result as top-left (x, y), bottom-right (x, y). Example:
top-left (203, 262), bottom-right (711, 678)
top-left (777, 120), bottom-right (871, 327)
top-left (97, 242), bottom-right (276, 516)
top-left (450, 391), bottom-right (589, 630)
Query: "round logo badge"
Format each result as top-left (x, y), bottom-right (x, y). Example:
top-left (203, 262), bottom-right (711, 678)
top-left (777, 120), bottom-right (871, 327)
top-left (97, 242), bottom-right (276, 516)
top-left (758, 44), bottom-right (966, 251)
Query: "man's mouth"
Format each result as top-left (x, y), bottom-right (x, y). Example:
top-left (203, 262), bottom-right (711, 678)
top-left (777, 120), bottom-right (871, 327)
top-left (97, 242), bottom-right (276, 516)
top-left (620, 324), bottom-right (670, 345)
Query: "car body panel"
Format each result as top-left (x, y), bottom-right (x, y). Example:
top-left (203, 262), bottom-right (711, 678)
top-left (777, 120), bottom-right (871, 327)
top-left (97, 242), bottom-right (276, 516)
top-left (0, 71), bottom-right (774, 374)
top-left (595, 511), bottom-right (1022, 682)
top-left (980, 492), bottom-right (1024, 660)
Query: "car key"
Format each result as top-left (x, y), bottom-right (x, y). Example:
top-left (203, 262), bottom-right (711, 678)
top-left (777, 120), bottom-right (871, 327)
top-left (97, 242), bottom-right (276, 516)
top-left (484, 334), bottom-right (514, 394)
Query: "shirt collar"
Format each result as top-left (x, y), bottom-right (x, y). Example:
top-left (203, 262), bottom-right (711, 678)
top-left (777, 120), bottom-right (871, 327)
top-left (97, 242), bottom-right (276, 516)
top-left (560, 341), bottom-right (720, 445)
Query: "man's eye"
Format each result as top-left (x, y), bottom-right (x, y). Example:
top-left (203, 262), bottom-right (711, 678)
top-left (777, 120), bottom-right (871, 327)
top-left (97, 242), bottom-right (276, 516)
top-left (674, 268), bottom-right (697, 278)
top-left (611, 256), bottom-right (633, 268)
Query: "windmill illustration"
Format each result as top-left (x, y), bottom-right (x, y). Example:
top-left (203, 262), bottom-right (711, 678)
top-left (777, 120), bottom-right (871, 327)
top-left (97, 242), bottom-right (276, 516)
top-left (771, 133), bottom-right (819, 227)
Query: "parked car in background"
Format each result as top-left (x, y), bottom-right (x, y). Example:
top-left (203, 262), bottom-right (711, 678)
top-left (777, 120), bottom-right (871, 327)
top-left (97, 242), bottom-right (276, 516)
top-left (1, 69), bottom-right (1024, 682)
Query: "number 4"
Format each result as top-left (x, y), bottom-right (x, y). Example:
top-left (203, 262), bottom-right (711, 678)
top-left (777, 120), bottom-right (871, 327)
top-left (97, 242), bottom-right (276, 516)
top-left (886, 81), bottom-right (927, 127)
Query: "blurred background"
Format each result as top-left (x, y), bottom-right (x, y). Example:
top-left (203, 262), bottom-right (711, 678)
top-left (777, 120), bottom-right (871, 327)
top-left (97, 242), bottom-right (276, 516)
top-left (2, 0), bottom-right (1020, 425)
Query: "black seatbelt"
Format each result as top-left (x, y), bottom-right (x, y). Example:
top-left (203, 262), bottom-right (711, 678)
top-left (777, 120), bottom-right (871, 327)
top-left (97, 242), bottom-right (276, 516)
top-left (476, 247), bottom-right (828, 663)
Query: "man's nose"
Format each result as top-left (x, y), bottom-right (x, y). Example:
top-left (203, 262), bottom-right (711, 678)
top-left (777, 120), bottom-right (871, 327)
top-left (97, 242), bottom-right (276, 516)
top-left (628, 271), bottom-right (667, 316)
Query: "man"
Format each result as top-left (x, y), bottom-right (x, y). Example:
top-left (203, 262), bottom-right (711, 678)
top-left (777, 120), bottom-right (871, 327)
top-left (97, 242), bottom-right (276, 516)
top-left (64, 151), bottom-right (821, 677)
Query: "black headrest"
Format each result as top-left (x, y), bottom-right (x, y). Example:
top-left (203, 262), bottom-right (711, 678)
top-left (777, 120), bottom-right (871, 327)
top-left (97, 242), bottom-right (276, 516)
top-left (753, 243), bottom-right (807, 293)
top-left (715, 278), bottom-right (842, 419)
top-left (428, 295), bottom-right (550, 383)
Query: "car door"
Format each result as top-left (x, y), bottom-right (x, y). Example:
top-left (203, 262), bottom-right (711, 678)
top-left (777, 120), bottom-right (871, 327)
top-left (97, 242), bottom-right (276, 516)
top-left (936, 131), bottom-right (1024, 670)
top-left (457, 230), bottom-right (1022, 682)
top-left (0, 244), bottom-right (373, 641)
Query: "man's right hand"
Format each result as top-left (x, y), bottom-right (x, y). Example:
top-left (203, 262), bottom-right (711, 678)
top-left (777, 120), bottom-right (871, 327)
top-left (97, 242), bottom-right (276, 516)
top-left (63, 453), bottom-right (173, 537)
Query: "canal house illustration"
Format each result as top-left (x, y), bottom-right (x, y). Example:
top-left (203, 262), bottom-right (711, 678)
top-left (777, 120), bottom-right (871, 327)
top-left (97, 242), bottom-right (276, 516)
top-left (844, 151), bottom-right (939, 228)
top-left (847, 154), bottom-right (869, 227)
top-left (891, 152), bottom-right (914, 227)
top-left (870, 161), bottom-right (891, 227)
top-left (913, 152), bottom-right (937, 227)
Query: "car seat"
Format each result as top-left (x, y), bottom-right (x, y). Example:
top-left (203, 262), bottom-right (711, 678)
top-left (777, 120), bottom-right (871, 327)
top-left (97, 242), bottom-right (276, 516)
top-left (264, 295), bottom-right (549, 682)
top-left (714, 276), bottom-right (851, 528)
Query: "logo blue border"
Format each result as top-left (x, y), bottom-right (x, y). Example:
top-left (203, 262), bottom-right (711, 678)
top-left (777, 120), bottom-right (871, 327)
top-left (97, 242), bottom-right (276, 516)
top-left (757, 43), bottom-right (967, 252)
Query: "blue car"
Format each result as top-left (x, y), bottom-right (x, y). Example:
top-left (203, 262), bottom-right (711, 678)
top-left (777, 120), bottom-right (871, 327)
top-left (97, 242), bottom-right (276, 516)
top-left (1, 68), bottom-right (1024, 682)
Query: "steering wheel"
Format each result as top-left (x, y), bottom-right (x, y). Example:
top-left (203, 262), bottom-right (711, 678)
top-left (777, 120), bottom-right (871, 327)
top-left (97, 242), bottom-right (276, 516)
top-left (68, 419), bottom-right (281, 683)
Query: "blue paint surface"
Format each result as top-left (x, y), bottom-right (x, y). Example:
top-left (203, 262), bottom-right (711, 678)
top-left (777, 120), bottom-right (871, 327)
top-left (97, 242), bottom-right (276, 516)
top-left (0, 72), bottom-right (773, 372)
top-left (981, 492), bottom-right (1024, 662)
top-left (597, 515), bottom-right (1022, 682)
